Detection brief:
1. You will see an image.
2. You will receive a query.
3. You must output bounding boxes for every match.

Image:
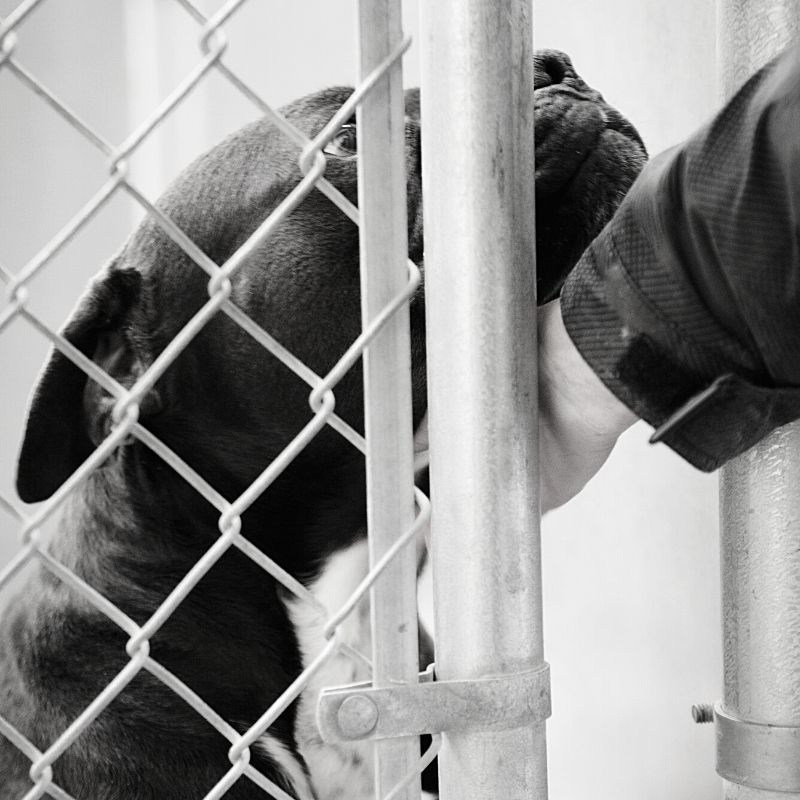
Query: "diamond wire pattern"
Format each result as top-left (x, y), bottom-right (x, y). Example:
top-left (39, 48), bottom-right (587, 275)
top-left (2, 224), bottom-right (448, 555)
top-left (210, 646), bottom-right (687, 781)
top-left (0, 1), bottom-right (440, 797)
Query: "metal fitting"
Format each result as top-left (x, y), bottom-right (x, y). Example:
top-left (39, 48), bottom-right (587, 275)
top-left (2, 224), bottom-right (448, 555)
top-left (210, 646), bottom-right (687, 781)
top-left (318, 663), bottom-right (551, 743)
top-left (337, 695), bottom-right (380, 739)
top-left (692, 703), bottom-right (715, 724)
top-left (715, 703), bottom-right (800, 792)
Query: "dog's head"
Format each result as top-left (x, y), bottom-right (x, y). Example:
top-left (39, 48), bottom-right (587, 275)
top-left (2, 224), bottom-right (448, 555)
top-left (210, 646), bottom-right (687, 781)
top-left (16, 50), bottom-right (646, 505)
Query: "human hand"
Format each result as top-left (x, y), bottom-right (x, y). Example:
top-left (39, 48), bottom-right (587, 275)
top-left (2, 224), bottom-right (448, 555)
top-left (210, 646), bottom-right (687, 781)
top-left (537, 300), bottom-right (638, 512)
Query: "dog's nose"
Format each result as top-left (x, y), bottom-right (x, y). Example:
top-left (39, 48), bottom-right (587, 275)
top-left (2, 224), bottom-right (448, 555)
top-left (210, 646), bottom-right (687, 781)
top-left (533, 49), bottom-right (574, 89)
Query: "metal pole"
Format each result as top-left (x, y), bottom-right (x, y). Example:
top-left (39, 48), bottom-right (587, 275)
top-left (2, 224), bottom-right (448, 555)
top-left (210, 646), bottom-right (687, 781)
top-left (419, 2), bottom-right (546, 799)
top-left (356, 3), bottom-right (421, 799)
top-left (718, 8), bottom-right (800, 800)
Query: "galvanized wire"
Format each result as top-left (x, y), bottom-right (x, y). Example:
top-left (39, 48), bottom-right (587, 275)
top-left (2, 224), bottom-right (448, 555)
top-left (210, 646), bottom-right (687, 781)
top-left (0, 1), bottom-right (427, 797)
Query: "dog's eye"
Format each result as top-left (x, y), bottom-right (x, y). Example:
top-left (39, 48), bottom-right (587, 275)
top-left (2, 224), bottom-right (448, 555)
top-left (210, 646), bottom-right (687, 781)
top-left (324, 124), bottom-right (357, 157)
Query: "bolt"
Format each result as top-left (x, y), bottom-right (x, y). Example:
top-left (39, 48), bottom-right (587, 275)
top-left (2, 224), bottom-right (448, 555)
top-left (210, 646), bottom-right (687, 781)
top-left (692, 703), bottom-right (715, 724)
top-left (338, 694), bottom-right (379, 739)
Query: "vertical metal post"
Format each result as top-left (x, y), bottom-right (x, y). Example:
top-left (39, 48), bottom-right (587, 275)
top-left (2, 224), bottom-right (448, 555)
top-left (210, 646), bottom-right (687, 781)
top-left (419, 2), bottom-right (546, 799)
top-left (719, 425), bottom-right (800, 800)
top-left (357, 3), bottom-right (421, 799)
top-left (718, 8), bottom-right (800, 800)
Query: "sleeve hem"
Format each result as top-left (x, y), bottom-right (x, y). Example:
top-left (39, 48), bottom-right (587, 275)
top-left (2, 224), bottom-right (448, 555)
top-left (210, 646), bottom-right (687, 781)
top-left (561, 238), bottom-right (800, 471)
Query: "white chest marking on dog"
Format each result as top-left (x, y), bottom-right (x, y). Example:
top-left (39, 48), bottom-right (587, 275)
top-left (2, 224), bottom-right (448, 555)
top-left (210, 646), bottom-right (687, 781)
top-left (254, 735), bottom-right (316, 800)
top-left (282, 538), bottom-right (376, 800)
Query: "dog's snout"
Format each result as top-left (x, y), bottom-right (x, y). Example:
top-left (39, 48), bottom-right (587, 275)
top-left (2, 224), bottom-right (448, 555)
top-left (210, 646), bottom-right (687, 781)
top-left (533, 49), bottom-right (574, 89)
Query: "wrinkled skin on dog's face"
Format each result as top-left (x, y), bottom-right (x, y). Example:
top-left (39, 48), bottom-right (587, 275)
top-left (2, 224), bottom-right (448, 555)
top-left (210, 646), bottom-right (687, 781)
top-left (405, 49), bottom-right (647, 305)
top-left (532, 50), bottom-right (646, 301)
top-left (17, 50), bottom-right (646, 505)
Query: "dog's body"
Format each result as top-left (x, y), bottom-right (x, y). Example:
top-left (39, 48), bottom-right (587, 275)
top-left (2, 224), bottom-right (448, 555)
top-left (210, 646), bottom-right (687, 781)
top-left (0, 51), bottom-right (645, 799)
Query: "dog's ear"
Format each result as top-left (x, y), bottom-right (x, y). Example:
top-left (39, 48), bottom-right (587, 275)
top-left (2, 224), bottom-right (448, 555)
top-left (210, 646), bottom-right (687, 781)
top-left (16, 264), bottom-right (158, 503)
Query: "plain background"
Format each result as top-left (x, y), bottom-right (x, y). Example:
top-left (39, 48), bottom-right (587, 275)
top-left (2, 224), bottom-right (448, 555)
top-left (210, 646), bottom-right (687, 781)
top-left (0, 1), bottom-right (721, 797)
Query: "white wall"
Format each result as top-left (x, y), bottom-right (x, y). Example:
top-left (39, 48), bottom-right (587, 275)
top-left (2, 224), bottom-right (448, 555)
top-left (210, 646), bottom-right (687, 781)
top-left (535, 3), bottom-right (722, 798)
top-left (0, 0), bottom-right (132, 562)
top-left (0, 1), bottom-right (723, 797)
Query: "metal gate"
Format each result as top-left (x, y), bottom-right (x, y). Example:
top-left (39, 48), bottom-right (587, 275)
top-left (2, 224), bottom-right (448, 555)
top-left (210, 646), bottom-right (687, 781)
top-left (1, 0), bottom-right (799, 798)
top-left (0, 1), bottom-right (438, 797)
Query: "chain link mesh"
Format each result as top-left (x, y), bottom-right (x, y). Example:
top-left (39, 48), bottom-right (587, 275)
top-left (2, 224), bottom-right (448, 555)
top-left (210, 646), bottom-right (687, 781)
top-left (0, 2), bottom-right (439, 797)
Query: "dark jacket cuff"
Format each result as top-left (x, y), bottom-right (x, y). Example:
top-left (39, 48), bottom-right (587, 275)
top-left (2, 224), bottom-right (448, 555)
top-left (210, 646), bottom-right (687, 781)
top-left (560, 217), bottom-right (800, 471)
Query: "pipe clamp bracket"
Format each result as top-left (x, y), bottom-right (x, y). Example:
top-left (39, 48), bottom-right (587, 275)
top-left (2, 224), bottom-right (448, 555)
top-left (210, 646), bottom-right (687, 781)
top-left (317, 662), bottom-right (551, 743)
top-left (716, 703), bottom-right (800, 792)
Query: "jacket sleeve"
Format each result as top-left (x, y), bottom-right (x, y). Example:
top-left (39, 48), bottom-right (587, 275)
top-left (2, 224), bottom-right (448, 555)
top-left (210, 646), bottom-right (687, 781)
top-left (560, 43), bottom-right (800, 471)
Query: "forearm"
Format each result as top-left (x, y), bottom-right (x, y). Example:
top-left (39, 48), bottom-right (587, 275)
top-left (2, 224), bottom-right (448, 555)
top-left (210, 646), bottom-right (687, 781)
top-left (558, 43), bottom-right (800, 472)
top-left (538, 300), bottom-right (636, 512)
top-left (538, 44), bottom-right (800, 511)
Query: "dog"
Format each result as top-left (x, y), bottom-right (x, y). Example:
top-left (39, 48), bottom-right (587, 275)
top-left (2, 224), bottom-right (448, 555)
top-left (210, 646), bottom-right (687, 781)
top-left (0, 50), bottom-right (646, 799)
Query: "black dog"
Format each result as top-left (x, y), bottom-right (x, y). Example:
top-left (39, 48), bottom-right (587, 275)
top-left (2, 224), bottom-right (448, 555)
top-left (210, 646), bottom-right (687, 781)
top-left (0, 50), bottom-right (645, 799)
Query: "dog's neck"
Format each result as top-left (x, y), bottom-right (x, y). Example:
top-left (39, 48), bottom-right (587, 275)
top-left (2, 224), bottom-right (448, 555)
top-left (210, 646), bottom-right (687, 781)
top-left (22, 439), bottom-right (368, 733)
top-left (56, 440), bottom-right (368, 618)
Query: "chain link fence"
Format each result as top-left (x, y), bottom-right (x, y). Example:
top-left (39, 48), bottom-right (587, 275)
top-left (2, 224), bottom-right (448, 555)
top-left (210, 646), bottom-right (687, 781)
top-left (0, 1), bottom-right (444, 797)
top-left (10, 2), bottom-right (800, 800)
